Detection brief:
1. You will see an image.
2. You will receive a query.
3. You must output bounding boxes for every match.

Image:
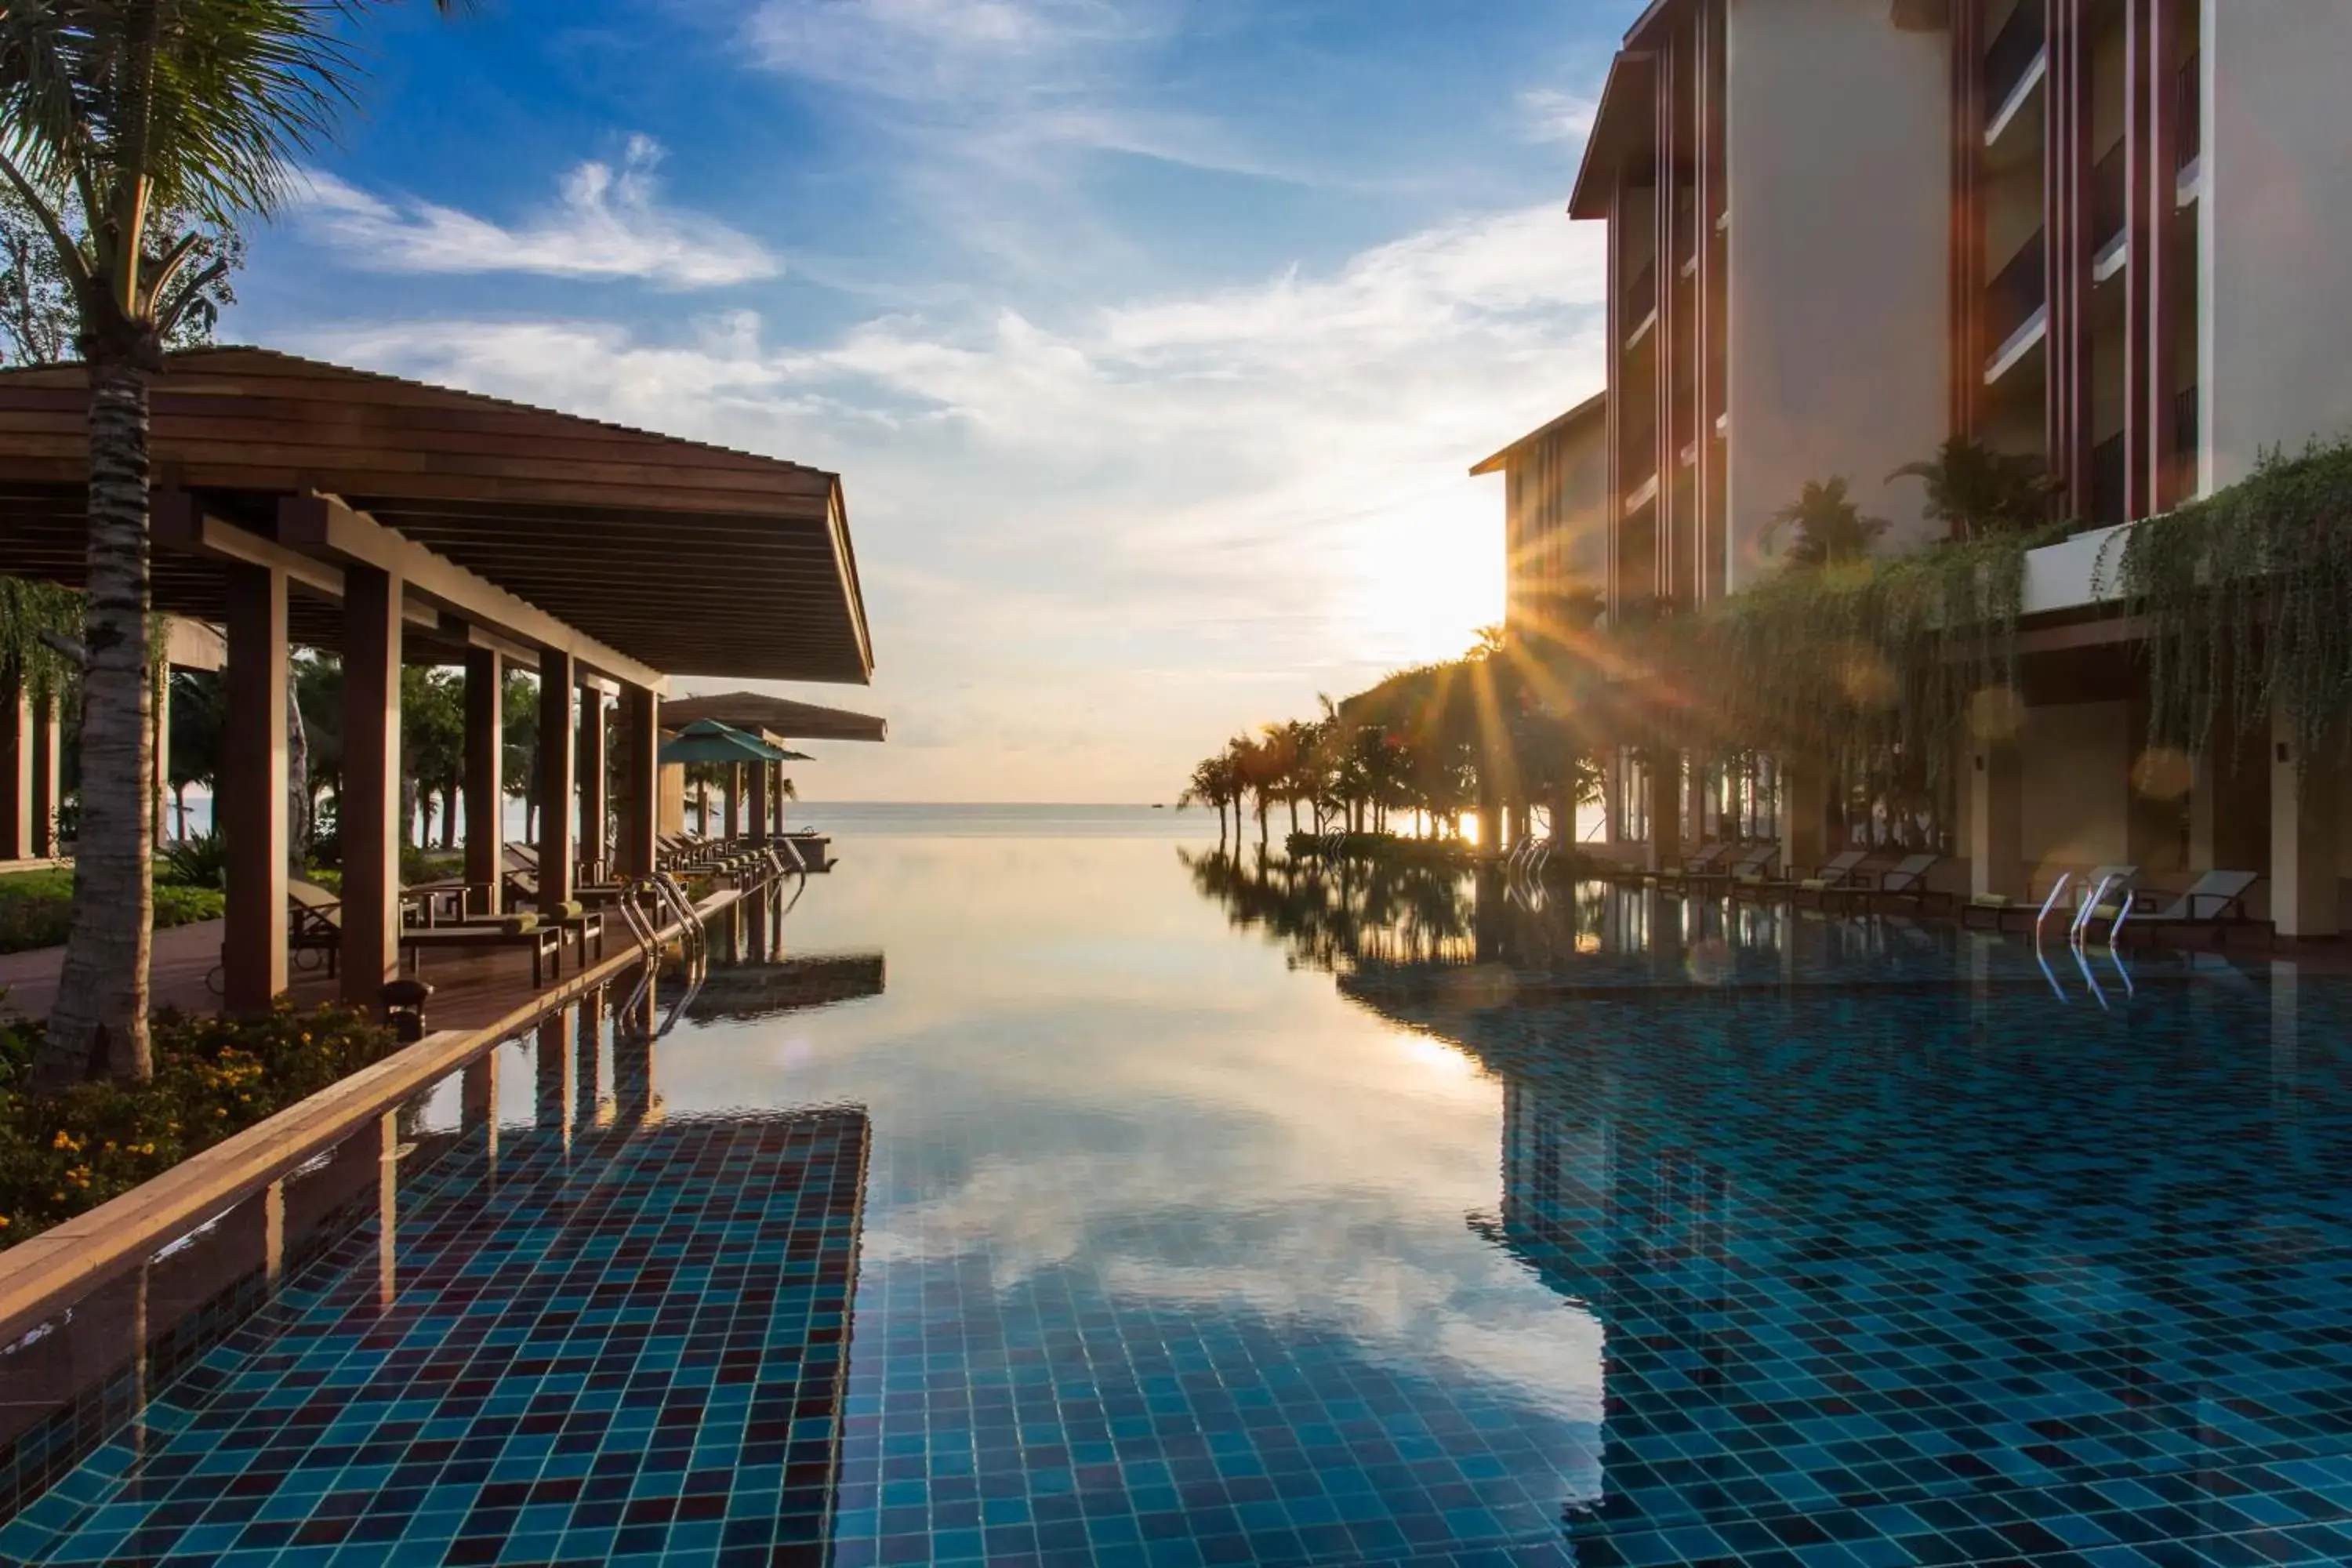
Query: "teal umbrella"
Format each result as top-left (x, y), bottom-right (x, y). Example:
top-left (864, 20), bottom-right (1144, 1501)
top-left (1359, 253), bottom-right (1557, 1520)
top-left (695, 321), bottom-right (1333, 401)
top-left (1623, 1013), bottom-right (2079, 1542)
top-left (660, 718), bottom-right (788, 765)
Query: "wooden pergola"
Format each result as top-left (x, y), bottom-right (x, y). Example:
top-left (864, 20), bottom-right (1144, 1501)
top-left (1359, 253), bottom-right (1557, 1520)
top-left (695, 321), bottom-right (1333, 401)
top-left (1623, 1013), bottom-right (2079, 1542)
top-left (658, 690), bottom-right (886, 840)
top-left (0, 347), bottom-right (877, 1013)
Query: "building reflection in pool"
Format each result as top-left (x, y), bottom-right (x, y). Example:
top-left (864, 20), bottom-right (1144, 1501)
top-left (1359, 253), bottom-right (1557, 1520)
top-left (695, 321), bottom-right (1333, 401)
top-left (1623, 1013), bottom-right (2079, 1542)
top-left (1336, 954), bottom-right (2351, 1563)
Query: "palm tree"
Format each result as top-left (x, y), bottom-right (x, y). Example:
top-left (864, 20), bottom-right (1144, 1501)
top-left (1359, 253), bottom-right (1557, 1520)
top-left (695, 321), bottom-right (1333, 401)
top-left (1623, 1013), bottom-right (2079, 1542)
top-left (5, 0), bottom-right (461, 1087)
top-left (1180, 757), bottom-right (1231, 842)
top-left (165, 669), bottom-right (224, 840)
top-left (1766, 477), bottom-right (1889, 569)
top-left (1889, 437), bottom-right (2060, 541)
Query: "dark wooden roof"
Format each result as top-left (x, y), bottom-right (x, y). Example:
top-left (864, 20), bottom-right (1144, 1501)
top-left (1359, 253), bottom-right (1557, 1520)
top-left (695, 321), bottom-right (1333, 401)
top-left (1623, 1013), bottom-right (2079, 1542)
top-left (1469, 390), bottom-right (1608, 477)
top-left (662, 690), bottom-right (887, 742)
top-left (0, 347), bottom-right (874, 684)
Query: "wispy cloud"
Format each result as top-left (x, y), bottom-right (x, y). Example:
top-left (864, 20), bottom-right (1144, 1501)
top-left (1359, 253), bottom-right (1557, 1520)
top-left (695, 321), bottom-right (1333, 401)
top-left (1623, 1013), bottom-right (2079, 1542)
top-left (295, 202), bottom-right (1606, 799)
top-left (297, 136), bottom-right (778, 289)
top-left (1516, 87), bottom-right (1598, 146)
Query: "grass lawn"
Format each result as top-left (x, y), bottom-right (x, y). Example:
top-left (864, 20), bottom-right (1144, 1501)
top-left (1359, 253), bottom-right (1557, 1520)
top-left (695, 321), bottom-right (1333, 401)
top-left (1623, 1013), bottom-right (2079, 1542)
top-left (0, 866), bottom-right (226, 956)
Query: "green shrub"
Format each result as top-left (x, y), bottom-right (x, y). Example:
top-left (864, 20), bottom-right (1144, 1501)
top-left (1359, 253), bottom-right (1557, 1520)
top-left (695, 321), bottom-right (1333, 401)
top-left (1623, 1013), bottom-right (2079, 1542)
top-left (162, 829), bottom-right (230, 891)
top-left (0, 1002), bottom-right (397, 1243)
top-left (0, 866), bottom-right (223, 955)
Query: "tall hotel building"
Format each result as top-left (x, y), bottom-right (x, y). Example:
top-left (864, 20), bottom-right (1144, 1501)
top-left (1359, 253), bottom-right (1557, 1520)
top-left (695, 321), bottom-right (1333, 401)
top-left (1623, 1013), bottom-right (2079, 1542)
top-left (1479, 0), bottom-right (2352, 936)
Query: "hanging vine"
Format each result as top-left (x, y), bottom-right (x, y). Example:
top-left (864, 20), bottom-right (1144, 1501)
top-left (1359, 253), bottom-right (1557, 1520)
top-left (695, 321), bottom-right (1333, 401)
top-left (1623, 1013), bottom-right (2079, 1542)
top-left (0, 573), bottom-right (85, 705)
top-left (2099, 439), bottom-right (2352, 771)
top-left (1610, 523), bottom-right (2055, 788)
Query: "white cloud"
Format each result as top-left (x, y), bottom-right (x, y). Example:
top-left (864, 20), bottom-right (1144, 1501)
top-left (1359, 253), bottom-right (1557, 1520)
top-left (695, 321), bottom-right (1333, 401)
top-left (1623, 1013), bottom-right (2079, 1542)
top-left (292, 202), bottom-right (1607, 800)
top-left (296, 136), bottom-right (778, 290)
top-left (1517, 87), bottom-right (1599, 146)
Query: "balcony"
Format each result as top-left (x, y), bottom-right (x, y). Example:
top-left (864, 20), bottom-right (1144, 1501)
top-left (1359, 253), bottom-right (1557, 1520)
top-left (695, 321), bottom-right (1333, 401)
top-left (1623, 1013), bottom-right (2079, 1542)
top-left (1984, 227), bottom-right (2047, 377)
top-left (1984, 0), bottom-right (2047, 135)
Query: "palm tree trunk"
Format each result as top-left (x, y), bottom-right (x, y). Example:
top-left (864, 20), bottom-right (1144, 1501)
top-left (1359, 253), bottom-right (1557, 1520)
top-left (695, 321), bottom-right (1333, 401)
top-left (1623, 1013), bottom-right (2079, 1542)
top-left (39, 355), bottom-right (155, 1088)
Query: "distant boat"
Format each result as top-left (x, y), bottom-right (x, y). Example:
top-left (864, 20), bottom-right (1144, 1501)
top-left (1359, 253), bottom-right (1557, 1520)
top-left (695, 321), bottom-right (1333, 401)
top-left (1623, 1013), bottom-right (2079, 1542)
top-left (1153, 804), bottom-right (1165, 809)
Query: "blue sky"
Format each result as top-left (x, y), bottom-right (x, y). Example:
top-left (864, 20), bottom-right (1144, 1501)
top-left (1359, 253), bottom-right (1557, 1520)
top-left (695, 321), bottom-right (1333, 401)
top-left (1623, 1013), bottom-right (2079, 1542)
top-left (232, 0), bottom-right (1634, 800)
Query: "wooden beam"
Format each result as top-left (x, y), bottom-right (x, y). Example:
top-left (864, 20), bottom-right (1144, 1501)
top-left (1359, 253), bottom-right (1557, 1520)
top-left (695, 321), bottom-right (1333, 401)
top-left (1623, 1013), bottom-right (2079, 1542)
top-left (280, 493), bottom-right (668, 695)
top-left (154, 491), bottom-right (344, 600)
top-left (456, 620), bottom-right (539, 673)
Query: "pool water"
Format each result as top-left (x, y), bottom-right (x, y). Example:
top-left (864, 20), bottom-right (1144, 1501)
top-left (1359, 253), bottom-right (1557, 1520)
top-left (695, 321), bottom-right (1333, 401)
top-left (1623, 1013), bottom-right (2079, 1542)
top-left (5, 822), bottom-right (2352, 1567)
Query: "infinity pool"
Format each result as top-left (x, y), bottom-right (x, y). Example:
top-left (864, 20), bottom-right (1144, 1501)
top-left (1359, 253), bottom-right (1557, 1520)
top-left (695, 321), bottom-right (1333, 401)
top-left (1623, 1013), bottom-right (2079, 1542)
top-left (5, 819), bottom-right (2350, 1567)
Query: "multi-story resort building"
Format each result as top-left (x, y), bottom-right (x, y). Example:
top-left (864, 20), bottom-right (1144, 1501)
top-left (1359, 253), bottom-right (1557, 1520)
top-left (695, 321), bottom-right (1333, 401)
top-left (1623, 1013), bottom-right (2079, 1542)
top-left (1479, 0), bottom-right (2352, 938)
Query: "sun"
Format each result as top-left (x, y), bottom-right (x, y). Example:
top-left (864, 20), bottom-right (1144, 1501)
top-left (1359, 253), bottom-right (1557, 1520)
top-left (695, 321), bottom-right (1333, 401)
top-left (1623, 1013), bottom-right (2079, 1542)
top-left (1342, 496), bottom-right (1504, 669)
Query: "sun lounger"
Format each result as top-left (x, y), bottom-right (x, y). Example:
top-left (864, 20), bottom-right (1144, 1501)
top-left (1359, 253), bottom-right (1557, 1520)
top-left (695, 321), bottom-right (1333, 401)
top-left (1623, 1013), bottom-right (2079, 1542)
top-left (402, 916), bottom-right (562, 988)
top-left (2096, 869), bottom-right (2260, 948)
top-left (1752, 848), bottom-right (1870, 906)
top-left (1687, 842), bottom-right (1778, 893)
top-left (1822, 853), bottom-right (1947, 913)
top-left (1629, 842), bottom-right (1729, 887)
top-left (1962, 863), bottom-right (2137, 934)
top-left (290, 880), bottom-right (561, 987)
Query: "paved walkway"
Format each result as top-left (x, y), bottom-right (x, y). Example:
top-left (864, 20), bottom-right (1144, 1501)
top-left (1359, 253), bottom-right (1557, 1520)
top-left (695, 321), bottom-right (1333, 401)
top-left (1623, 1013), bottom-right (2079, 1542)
top-left (0, 917), bottom-right (625, 1033)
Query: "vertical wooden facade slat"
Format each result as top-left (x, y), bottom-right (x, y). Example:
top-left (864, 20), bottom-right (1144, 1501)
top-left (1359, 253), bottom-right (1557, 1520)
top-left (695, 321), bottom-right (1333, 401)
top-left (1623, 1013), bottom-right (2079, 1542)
top-left (1695, 0), bottom-right (1728, 598)
top-left (1950, 0), bottom-right (1988, 445)
top-left (1605, 174), bottom-right (1625, 620)
top-left (463, 648), bottom-right (504, 916)
top-left (220, 564), bottom-right (289, 1012)
top-left (2045, 0), bottom-right (2096, 519)
top-left (2123, 0), bottom-right (2158, 521)
top-left (340, 564), bottom-right (405, 1006)
top-left (2141, 0), bottom-right (2185, 512)
top-left (1653, 31), bottom-right (1681, 607)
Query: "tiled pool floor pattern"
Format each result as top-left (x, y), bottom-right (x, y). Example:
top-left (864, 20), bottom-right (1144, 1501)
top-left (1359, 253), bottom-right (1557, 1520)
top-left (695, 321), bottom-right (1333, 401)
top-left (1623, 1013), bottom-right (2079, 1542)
top-left (0, 1109), bottom-right (869, 1568)
top-left (1363, 982), bottom-right (2352, 1567)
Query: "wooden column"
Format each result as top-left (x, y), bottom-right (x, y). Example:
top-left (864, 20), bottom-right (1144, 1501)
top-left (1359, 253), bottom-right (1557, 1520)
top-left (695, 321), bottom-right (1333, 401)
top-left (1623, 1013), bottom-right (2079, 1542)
top-left (724, 763), bottom-right (742, 840)
top-left (1969, 693), bottom-right (2027, 901)
top-left (221, 566), bottom-right (289, 1011)
top-left (0, 688), bottom-right (29, 858)
top-left (463, 648), bottom-right (503, 916)
top-left (748, 753), bottom-right (770, 846)
top-left (27, 688), bottom-right (60, 856)
top-left (2046, 0), bottom-right (2096, 518)
top-left (340, 565), bottom-right (403, 1006)
top-left (577, 688), bottom-right (608, 880)
top-left (2271, 707), bottom-right (2343, 942)
top-left (1950, 0), bottom-right (1988, 443)
top-left (536, 651), bottom-right (575, 908)
top-left (1646, 752), bottom-right (1682, 873)
top-left (619, 684), bottom-right (660, 879)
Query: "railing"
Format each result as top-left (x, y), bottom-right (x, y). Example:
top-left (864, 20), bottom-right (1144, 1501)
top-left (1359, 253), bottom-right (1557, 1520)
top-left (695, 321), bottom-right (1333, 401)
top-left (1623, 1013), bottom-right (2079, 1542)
top-left (1984, 227), bottom-right (2047, 365)
top-left (2092, 140), bottom-right (2128, 252)
top-left (2176, 50), bottom-right (2201, 166)
top-left (1984, 0), bottom-right (2047, 121)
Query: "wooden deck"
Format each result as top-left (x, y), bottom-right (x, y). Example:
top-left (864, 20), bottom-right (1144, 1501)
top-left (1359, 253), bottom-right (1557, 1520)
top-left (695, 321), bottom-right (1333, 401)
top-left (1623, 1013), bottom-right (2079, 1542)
top-left (0, 903), bottom-right (704, 1035)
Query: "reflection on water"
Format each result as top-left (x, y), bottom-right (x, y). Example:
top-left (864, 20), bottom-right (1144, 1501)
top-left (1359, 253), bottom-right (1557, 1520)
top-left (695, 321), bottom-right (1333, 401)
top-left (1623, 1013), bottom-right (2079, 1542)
top-left (16, 827), bottom-right (2341, 1566)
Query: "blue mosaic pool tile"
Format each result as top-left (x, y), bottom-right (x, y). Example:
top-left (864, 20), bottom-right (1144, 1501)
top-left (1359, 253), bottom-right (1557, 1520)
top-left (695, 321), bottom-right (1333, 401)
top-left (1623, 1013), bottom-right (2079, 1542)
top-left (2, 1107), bottom-right (868, 1568)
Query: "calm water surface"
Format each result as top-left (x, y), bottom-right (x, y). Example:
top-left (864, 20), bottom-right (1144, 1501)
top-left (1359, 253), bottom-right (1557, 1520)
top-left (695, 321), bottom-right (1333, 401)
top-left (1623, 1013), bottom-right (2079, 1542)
top-left (9, 815), bottom-right (2352, 1568)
